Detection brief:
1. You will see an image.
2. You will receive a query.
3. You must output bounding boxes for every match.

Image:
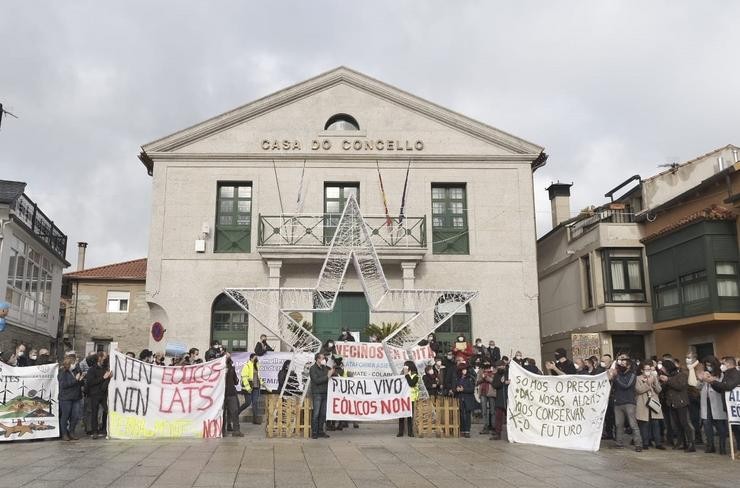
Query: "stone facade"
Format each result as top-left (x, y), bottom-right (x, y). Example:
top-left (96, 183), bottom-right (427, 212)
top-left (139, 67), bottom-right (546, 359)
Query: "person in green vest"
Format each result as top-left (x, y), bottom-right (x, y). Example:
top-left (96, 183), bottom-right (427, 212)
top-left (240, 353), bottom-right (265, 424)
top-left (398, 360), bottom-right (420, 437)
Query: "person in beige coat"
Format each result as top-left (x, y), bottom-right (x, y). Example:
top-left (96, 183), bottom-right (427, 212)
top-left (635, 361), bottom-right (666, 450)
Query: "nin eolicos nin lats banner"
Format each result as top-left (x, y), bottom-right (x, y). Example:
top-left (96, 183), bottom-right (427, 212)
top-left (107, 351), bottom-right (226, 439)
top-left (0, 362), bottom-right (59, 441)
top-left (506, 361), bottom-right (610, 452)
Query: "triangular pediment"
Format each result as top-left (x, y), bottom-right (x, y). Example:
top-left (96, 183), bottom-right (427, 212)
top-left (141, 67), bottom-right (543, 158)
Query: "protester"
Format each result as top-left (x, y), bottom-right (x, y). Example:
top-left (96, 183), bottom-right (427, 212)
top-left (85, 352), bottom-right (111, 439)
top-left (188, 347), bottom-right (201, 363)
top-left (239, 353), bottom-right (264, 423)
top-left (27, 348), bottom-right (38, 365)
top-left (125, 351), bottom-right (136, 358)
top-left (154, 352), bottom-right (165, 366)
top-left (574, 358), bottom-right (586, 374)
top-left (442, 350), bottom-right (457, 395)
top-left (421, 333), bottom-right (440, 356)
top-left (476, 361), bottom-right (495, 434)
top-left (254, 334), bottom-right (274, 356)
top-left (337, 328), bottom-right (355, 342)
top-left (512, 351), bottom-right (524, 365)
top-left (320, 340), bottom-right (336, 359)
top-left (659, 359), bottom-right (695, 452)
top-left (455, 362), bottom-right (476, 438)
top-left (327, 356), bottom-right (348, 431)
top-left (697, 355), bottom-right (728, 454)
top-left (685, 350), bottom-right (704, 446)
top-left (522, 357), bottom-right (541, 375)
top-left (205, 341), bottom-right (225, 361)
top-left (545, 348), bottom-right (577, 375)
top-left (58, 356), bottom-right (83, 441)
top-left (139, 349), bottom-right (153, 363)
top-left (486, 340), bottom-right (501, 363)
top-left (635, 361), bottom-right (665, 450)
top-left (36, 348), bottom-right (52, 365)
top-left (224, 354), bottom-right (243, 437)
top-left (423, 365), bottom-right (440, 397)
top-left (489, 360), bottom-right (509, 440)
top-left (473, 338), bottom-right (486, 358)
top-left (10, 344), bottom-right (29, 367)
top-left (452, 335), bottom-right (474, 362)
top-left (397, 360), bottom-right (419, 437)
top-left (309, 353), bottom-right (333, 439)
top-left (609, 356), bottom-right (642, 451)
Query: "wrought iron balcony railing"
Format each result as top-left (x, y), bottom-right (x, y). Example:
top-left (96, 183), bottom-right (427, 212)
top-left (258, 214), bottom-right (426, 248)
top-left (11, 193), bottom-right (68, 261)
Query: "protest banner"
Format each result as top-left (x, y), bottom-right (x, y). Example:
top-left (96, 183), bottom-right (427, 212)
top-left (0, 362), bottom-right (59, 441)
top-left (571, 333), bottom-right (600, 361)
top-left (107, 351), bottom-right (226, 439)
top-left (230, 351), bottom-right (313, 392)
top-left (506, 361), bottom-right (610, 451)
top-left (727, 387), bottom-right (740, 424)
top-left (334, 342), bottom-right (434, 377)
top-left (327, 375), bottom-right (412, 421)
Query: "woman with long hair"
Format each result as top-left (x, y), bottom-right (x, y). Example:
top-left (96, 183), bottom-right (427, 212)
top-left (58, 356), bottom-right (83, 441)
top-left (398, 360), bottom-right (419, 437)
top-left (659, 359), bottom-right (696, 452)
top-left (698, 355), bottom-right (729, 454)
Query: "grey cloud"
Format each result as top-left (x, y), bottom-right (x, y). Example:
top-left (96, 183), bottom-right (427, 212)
top-left (1, 1), bottom-right (739, 268)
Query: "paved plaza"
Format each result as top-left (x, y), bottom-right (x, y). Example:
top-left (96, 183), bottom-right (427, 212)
top-left (0, 422), bottom-right (736, 488)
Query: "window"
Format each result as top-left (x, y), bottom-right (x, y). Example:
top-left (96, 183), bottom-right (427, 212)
top-left (324, 113), bottom-right (359, 131)
top-left (324, 183), bottom-right (359, 244)
top-left (655, 281), bottom-right (679, 309)
top-left (431, 184), bottom-right (469, 254)
top-left (211, 293), bottom-right (248, 352)
top-left (680, 270), bottom-right (709, 303)
top-left (580, 255), bottom-right (594, 309)
top-left (603, 249), bottom-right (645, 302)
top-left (716, 262), bottom-right (739, 297)
top-left (107, 291), bottom-right (130, 313)
top-left (4, 235), bottom-right (55, 324)
top-left (434, 300), bottom-right (472, 352)
top-left (215, 183), bottom-right (252, 253)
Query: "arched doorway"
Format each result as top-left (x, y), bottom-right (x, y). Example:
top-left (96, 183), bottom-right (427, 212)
top-left (211, 293), bottom-right (248, 352)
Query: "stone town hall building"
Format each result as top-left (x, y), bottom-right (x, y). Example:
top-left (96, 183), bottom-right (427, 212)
top-left (138, 67), bottom-right (546, 357)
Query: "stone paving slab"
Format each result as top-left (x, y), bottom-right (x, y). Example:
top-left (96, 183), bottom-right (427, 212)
top-left (0, 422), bottom-right (735, 488)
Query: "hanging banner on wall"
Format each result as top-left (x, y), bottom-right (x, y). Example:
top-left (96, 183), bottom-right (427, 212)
top-left (327, 375), bottom-right (411, 421)
top-left (726, 387), bottom-right (740, 424)
top-left (334, 342), bottom-right (434, 377)
top-left (230, 351), bottom-right (314, 392)
top-left (107, 351), bottom-right (227, 439)
top-left (0, 362), bottom-right (59, 441)
top-left (506, 361), bottom-right (610, 452)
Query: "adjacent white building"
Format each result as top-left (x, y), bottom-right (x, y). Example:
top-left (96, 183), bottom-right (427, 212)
top-left (0, 180), bottom-right (69, 356)
top-left (138, 67), bottom-right (546, 358)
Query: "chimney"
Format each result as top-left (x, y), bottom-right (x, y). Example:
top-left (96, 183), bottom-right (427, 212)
top-left (546, 182), bottom-right (573, 228)
top-left (77, 242), bottom-right (88, 271)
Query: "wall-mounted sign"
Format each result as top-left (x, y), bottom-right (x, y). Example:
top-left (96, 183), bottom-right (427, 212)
top-left (260, 139), bottom-right (424, 152)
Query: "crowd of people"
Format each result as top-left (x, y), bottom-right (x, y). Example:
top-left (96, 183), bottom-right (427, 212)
top-left (5, 332), bottom-right (739, 455)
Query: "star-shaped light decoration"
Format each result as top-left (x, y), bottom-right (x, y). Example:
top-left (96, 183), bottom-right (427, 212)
top-left (225, 194), bottom-right (478, 403)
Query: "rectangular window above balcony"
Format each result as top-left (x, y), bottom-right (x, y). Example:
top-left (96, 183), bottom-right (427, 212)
top-left (680, 270), bottom-right (709, 303)
top-left (603, 248), bottom-right (646, 302)
top-left (431, 184), bottom-right (469, 254)
top-left (215, 183), bottom-right (252, 253)
top-left (716, 262), bottom-right (739, 297)
top-left (324, 183), bottom-right (359, 244)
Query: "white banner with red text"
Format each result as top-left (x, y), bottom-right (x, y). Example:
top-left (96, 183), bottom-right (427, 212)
top-left (107, 351), bottom-right (227, 439)
top-left (506, 361), bottom-right (610, 452)
top-left (334, 342), bottom-right (434, 377)
top-left (326, 375), bottom-right (411, 421)
top-left (0, 362), bottom-right (59, 441)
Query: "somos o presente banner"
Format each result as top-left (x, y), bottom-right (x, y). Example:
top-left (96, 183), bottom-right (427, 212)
top-left (107, 351), bottom-right (226, 439)
top-left (0, 362), bottom-right (59, 441)
top-left (334, 342), bottom-right (434, 377)
top-left (506, 361), bottom-right (610, 452)
top-left (327, 375), bottom-right (411, 421)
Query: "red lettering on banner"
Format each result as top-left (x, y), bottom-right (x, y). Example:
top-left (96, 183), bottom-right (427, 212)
top-left (161, 363), bottom-right (224, 385)
top-left (159, 385), bottom-right (216, 413)
top-left (202, 418), bottom-right (222, 438)
top-left (380, 397), bottom-right (411, 414)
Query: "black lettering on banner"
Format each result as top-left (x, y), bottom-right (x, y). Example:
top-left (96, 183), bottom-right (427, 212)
top-left (113, 386), bottom-right (150, 415)
top-left (113, 354), bottom-right (153, 384)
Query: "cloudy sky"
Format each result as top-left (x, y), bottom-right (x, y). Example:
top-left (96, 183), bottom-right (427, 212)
top-left (2, 1), bottom-right (739, 269)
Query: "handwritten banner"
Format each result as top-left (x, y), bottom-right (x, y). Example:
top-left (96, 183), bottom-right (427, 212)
top-left (727, 387), bottom-right (740, 424)
top-left (327, 375), bottom-right (411, 421)
top-left (107, 351), bottom-right (226, 439)
top-left (334, 342), bottom-right (434, 377)
top-left (571, 333), bottom-right (601, 361)
top-left (0, 362), bottom-right (59, 441)
top-left (507, 361), bottom-right (610, 451)
top-left (230, 351), bottom-right (314, 392)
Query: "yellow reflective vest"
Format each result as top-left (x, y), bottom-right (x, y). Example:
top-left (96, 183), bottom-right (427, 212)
top-left (240, 360), bottom-right (264, 392)
top-left (409, 373), bottom-right (420, 402)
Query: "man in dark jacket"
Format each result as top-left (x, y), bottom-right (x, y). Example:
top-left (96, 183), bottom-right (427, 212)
top-left (489, 360), bottom-right (509, 440)
top-left (85, 352), bottom-right (111, 439)
top-left (309, 353), bottom-right (334, 439)
top-left (205, 341), bottom-right (224, 361)
top-left (442, 351), bottom-right (458, 395)
top-left (709, 357), bottom-right (740, 453)
top-left (486, 341), bottom-right (501, 363)
top-left (337, 328), bottom-right (355, 342)
top-left (609, 356), bottom-right (642, 451)
top-left (546, 348), bottom-right (577, 375)
top-left (223, 355), bottom-right (243, 437)
top-left (254, 335), bottom-right (274, 356)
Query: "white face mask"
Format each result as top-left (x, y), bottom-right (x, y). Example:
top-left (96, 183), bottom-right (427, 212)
top-left (720, 364), bottom-right (728, 372)
top-left (17, 351), bottom-right (24, 357)
top-left (319, 359), bottom-right (327, 366)
top-left (600, 362), bottom-right (606, 368)
top-left (523, 362), bottom-right (530, 367)
top-left (515, 355), bottom-right (522, 360)
top-left (30, 355), bottom-right (37, 360)
top-left (685, 358), bottom-right (693, 365)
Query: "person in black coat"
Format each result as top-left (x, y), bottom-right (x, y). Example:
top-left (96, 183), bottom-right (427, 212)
top-left (59, 357), bottom-right (84, 441)
top-left (337, 328), bottom-right (355, 342)
top-left (545, 348), bottom-right (577, 375)
top-left (486, 341), bottom-right (501, 363)
top-left (455, 363), bottom-right (476, 437)
top-left (223, 355), bottom-right (243, 437)
top-left (707, 356), bottom-right (740, 454)
top-left (84, 352), bottom-right (111, 439)
top-left (490, 360), bottom-right (510, 440)
top-left (422, 365), bottom-right (440, 397)
top-left (442, 352), bottom-right (458, 395)
top-left (254, 334), bottom-right (274, 356)
top-left (398, 361), bottom-right (419, 437)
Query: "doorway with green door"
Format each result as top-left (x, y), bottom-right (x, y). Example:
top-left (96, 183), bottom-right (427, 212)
top-left (313, 292), bottom-right (369, 343)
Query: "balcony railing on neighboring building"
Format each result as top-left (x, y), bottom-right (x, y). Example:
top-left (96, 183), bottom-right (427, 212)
top-left (11, 193), bottom-right (68, 261)
top-left (258, 214), bottom-right (427, 248)
top-left (568, 208), bottom-right (635, 241)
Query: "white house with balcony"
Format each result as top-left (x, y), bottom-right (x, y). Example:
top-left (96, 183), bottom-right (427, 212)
top-left (138, 67), bottom-right (547, 357)
top-left (537, 180), bottom-right (655, 361)
top-left (0, 180), bottom-right (69, 356)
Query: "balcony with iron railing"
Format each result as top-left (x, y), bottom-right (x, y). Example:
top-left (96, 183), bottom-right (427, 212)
top-left (568, 207), bottom-right (636, 241)
top-left (10, 193), bottom-right (68, 261)
top-left (257, 214), bottom-right (426, 258)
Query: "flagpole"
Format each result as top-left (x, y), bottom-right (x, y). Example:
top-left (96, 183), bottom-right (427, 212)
top-left (376, 160), bottom-right (393, 228)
